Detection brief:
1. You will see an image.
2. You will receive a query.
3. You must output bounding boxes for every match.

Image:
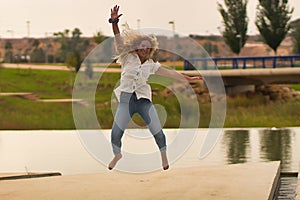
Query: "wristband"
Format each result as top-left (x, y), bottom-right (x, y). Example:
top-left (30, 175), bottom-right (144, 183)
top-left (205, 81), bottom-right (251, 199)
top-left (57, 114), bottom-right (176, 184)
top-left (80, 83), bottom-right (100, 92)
top-left (109, 18), bottom-right (119, 24)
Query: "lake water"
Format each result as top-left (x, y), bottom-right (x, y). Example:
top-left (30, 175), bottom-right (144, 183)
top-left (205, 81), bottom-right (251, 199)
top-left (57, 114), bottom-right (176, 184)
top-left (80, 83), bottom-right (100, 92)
top-left (0, 128), bottom-right (300, 175)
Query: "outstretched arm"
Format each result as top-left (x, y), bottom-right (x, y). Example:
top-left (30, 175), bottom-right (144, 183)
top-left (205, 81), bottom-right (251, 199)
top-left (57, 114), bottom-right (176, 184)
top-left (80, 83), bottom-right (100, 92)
top-left (155, 67), bottom-right (201, 82)
top-left (110, 5), bottom-right (123, 52)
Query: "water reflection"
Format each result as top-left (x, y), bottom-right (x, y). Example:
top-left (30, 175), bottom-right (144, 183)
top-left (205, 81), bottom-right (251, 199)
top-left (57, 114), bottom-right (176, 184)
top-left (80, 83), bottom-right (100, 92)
top-left (0, 128), bottom-right (299, 174)
top-left (221, 128), bottom-right (296, 172)
top-left (222, 130), bottom-right (250, 164)
top-left (259, 129), bottom-right (293, 171)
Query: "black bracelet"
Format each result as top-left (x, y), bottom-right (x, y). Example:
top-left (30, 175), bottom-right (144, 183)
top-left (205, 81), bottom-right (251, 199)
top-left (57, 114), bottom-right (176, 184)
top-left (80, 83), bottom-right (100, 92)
top-left (108, 18), bottom-right (119, 24)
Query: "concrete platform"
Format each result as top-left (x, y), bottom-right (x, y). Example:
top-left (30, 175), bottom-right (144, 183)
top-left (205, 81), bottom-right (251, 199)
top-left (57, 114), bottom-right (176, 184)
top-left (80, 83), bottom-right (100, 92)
top-left (0, 162), bottom-right (280, 200)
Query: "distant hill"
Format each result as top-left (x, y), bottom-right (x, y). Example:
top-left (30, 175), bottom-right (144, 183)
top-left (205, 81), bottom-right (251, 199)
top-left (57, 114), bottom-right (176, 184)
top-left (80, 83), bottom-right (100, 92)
top-left (0, 35), bottom-right (294, 63)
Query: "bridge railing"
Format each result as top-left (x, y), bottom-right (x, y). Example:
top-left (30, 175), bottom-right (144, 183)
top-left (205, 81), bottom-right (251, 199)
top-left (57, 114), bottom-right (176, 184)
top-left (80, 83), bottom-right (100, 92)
top-left (184, 55), bottom-right (300, 70)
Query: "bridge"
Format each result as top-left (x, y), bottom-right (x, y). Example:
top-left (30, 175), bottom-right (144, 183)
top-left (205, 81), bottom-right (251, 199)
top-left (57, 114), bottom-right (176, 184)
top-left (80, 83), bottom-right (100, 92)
top-left (183, 55), bottom-right (300, 94)
top-left (184, 55), bottom-right (300, 70)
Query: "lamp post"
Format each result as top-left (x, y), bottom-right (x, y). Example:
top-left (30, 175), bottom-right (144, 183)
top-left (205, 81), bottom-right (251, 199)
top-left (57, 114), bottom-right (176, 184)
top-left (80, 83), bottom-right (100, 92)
top-left (137, 19), bottom-right (141, 30)
top-left (236, 34), bottom-right (242, 55)
top-left (169, 21), bottom-right (176, 69)
top-left (7, 30), bottom-right (14, 38)
top-left (45, 32), bottom-right (50, 63)
top-left (169, 20), bottom-right (175, 36)
top-left (26, 21), bottom-right (30, 38)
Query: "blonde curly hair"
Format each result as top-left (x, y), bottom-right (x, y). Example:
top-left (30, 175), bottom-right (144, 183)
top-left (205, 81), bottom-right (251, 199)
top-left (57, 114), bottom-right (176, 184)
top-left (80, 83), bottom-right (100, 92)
top-left (115, 24), bottom-right (159, 60)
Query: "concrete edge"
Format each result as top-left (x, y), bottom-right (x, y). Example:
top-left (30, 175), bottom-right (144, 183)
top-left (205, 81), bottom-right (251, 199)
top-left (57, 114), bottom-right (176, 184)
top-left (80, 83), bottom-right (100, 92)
top-left (0, 172), bottom-right (62, 181)
top-left (268, 162), bottom-right (281, 200)
top-left (296, 163), bottom-right (300, 200)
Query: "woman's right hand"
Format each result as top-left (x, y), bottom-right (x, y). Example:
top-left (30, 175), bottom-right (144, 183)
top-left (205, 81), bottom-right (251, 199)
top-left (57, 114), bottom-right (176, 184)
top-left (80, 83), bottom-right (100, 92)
top-left (111, 5), bottom-right (123, 20)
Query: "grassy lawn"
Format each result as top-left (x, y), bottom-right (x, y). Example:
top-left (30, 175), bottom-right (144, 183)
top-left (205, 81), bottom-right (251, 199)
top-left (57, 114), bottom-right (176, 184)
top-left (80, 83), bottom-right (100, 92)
top-left (0, 68), bottom-right (73, 99)
top-left (0, 68), bottom-right (75, 129)
top-left (290, 84), bottom-right (300, 91)
top-left (0, 67), bottom-right (299, 129)
top-left (225, 95), bottom-right (300, 127)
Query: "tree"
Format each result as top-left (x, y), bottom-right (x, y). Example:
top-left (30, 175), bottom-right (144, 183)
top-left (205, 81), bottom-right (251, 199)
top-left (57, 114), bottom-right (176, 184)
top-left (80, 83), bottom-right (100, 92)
top-left (30, 48), bottom-right (45, 63)
top-left (204, 42), bottom-right (219, 57)
top-left (290, 18), bottom-right (300, 54)
top-left (93, 30), bottom-right (107, 44)
top-left (30, 39), bottom-right (45, 63)
top-left (218, 0), bottom-right (248, 55)
top-left (32, 39), bottom-right (40, 49)
top-left (53, 28), bottom-right (90, 72)
top-left (68, 28), bottom-right (90, 72)
top-left (53, 29), bottom-right (70, 63)
top-left (255, 0), bottom-right (293, 55)
top-left (4, 41), bottom-right (13, 63)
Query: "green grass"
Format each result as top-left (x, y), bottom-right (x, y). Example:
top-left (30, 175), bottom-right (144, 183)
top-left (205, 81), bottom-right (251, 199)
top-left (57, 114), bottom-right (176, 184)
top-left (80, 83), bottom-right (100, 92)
top-left (0, 96), bottom-right (74, 129)
top-left (0, 68), bottom-right (75, 129)
top-left (0, 67), bottom-right (300, 129)
top-left (290, 84), bottom-right (300, 91)
top-left (225, 95), bottom-right (300, 127)
top-left (0, 68), bottom-right (73, 99)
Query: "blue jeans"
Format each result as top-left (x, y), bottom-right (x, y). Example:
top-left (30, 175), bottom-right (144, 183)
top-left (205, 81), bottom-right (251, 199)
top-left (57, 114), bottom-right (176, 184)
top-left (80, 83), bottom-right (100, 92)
top-left (111, 92), bottom-right (167, 155)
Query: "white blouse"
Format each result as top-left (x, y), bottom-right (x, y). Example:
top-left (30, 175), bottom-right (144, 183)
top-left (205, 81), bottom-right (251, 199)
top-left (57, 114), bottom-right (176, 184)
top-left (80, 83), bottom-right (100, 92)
top-left (114, 53), bottom-right (161, 102)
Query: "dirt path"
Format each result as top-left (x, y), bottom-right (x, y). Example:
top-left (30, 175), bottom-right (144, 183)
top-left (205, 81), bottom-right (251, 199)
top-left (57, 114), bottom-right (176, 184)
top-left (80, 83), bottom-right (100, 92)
top-left (1, 63), bottom-right (122, 73)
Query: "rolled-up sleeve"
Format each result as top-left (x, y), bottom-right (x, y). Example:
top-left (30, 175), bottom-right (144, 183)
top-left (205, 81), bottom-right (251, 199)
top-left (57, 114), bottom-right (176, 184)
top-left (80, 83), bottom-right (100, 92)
top-left (150, 61), bottom-right (161, 74)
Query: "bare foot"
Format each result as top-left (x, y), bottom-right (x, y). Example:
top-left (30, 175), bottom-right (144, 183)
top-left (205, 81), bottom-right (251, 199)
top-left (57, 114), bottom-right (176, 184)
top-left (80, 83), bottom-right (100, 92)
top-left (161, 151), bottom-right (169, 170)
top-left (108, 153), bottom-right (122, 170)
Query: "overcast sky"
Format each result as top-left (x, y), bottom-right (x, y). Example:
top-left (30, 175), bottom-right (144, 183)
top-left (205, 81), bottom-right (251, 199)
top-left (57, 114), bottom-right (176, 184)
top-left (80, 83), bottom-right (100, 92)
top-left (1, 0), bottom-right (299, 38)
